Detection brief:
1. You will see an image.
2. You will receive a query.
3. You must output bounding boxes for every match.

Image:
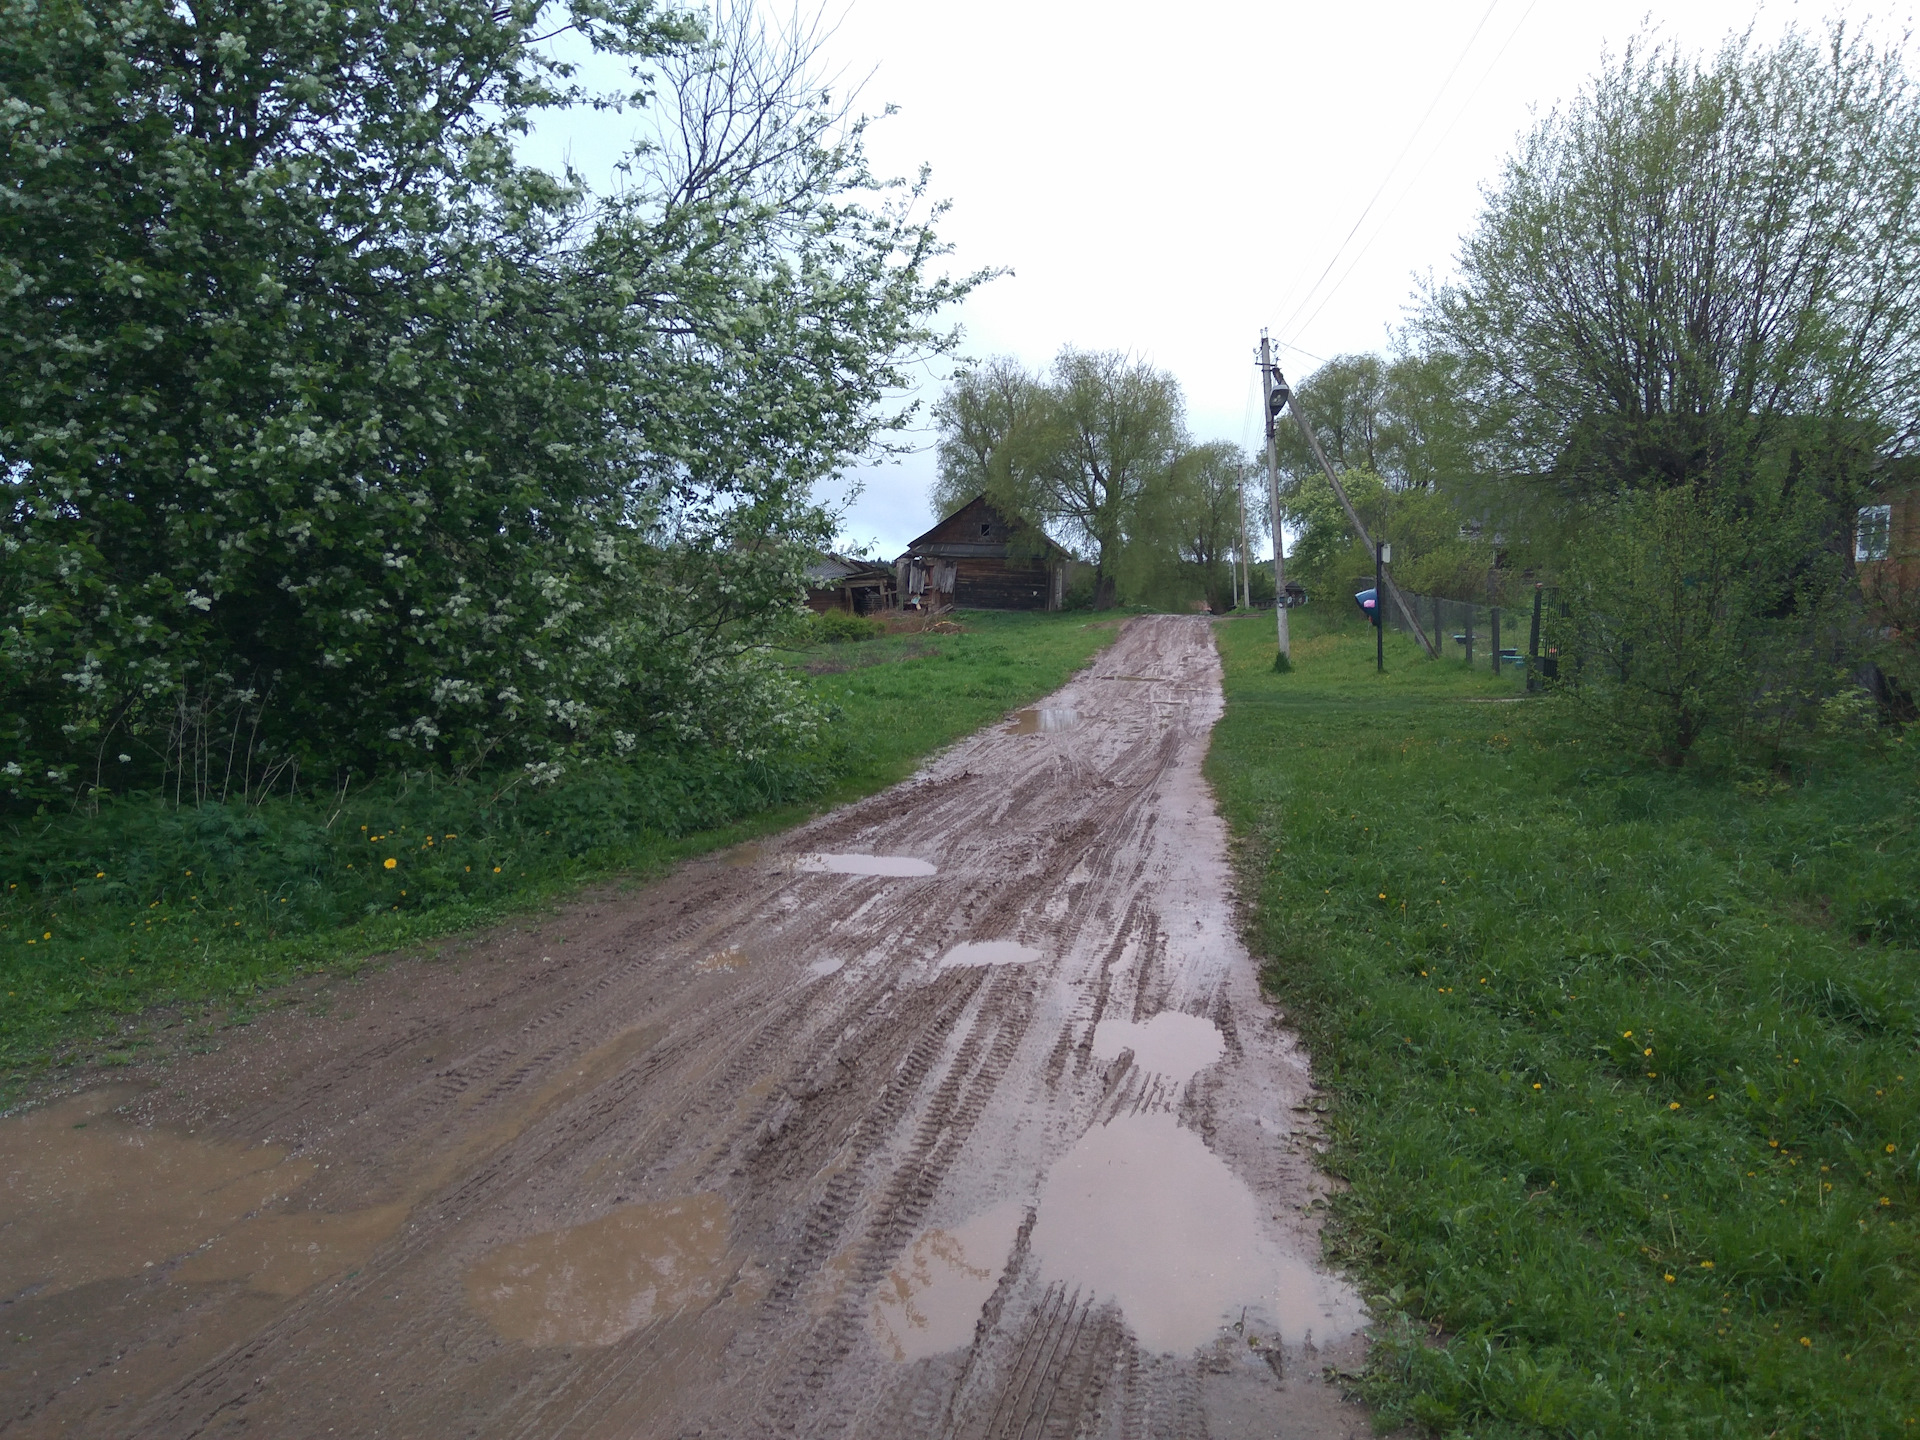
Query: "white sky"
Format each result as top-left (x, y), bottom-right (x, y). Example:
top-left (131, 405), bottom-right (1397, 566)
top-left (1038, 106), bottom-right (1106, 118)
top-left (526, 0), bottom-right (1912, 558)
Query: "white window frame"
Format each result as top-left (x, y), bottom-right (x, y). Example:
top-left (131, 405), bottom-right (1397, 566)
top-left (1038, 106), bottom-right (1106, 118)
top-left (1856, 503), bottom-right (1893, 563)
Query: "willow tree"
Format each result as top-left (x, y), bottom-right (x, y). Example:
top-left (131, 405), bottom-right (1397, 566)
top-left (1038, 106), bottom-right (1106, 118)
top-left (1420, 22), bottom-right (1920, 759)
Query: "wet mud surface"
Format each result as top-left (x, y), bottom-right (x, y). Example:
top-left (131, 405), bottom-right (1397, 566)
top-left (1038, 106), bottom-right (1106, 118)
top-left (0, 616), bottom-right (1373, 1438)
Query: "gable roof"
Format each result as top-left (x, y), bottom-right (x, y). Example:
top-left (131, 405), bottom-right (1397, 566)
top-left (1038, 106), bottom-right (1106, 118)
top-left (903, 494), bottom-right (1069, 559)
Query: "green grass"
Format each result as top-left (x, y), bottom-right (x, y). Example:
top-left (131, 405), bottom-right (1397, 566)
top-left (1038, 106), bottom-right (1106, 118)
top-left (1207, 610), bottom-right (1920, 1440)
top-left (0, 609), bottom-right (1117, 1088)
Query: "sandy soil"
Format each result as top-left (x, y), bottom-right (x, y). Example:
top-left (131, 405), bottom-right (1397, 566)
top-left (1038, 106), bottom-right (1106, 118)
top-left (0, 615), bottom-right (1373, 1439)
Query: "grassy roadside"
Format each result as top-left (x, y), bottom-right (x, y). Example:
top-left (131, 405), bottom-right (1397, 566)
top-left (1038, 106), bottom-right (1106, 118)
top-left (1, 610), bottom-right (1119, 1090)
top-left (1207, 610), bottom-right (1920, 1439)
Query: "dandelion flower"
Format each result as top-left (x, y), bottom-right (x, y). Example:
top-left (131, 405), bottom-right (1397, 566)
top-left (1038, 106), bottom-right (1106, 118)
top-left (1532, 1083), bottom-right (1542, 1090)
top-left (1800, 1337), bottom-right (1812, 1347)
top-left (1663, 1273), bottom-right (1675, 1283)
top-left (1670, 1102), bottom-right (1682, 1111)
top-left (1888, 1144), bottom-right (1898, 1154)
top-left (1623, 1030), bottom-right (1632, 1038)
top-left (1700, 1260), bottom-right (1714, 1268)
top-left (383, 858), bottom-right (397, 869)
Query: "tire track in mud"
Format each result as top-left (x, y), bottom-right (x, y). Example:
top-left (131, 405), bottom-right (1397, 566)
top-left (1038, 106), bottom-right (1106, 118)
top-left (1, 616), bottom-right (1376, 1440)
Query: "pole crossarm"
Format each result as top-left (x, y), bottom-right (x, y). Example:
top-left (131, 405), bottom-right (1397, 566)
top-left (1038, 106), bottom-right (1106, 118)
top-left (1280, 391), bottom-right (1439, 660)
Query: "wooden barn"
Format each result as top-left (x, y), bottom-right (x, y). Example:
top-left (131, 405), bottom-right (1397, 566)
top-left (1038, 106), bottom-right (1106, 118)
top-left (897, 495), bottom-right (1074, 611)
top-left (803, 553), bottom-right (896, 614)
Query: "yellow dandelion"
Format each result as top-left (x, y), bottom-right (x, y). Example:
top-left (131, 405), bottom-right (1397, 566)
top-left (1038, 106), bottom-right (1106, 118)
top-left (1623, 1030), bottom-right (1633, 1038)
top-left (1670, 1102), bottom-right (1681, 1111)
top-left (1888, 1144), bottom-right (1898, 1154)
top-left (1800, 1337), bottom-right (1812, 1347)
top-left (383, 858), bottom-right (397, 869)
top-left (1700, 1260), bottom-right (1714, 1268)
top-left (1532, 1083), bottom-right (1542, 1090)
top-left (1663, 1273), bottom-right (1675, 1283)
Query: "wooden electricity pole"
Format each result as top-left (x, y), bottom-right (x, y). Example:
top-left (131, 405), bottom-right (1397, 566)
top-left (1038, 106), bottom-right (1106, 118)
top-left (1259, 335), bottom-right (1290, 662)
top-left (1267, 349), bottom-right (1439, 660)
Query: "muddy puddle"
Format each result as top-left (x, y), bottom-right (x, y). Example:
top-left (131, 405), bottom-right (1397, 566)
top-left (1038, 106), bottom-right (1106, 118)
top-left (938, 940), bottom-right (1042, 970)
top-left (466, 1193), bottom-right (731, 1347)
top-left (1008, 707), bottom-right (1078, 733)
top-left (696, 945), bottom-right (749, 972)
top-left (1028, 1111), bottom-right (1365, 1354)
top-left (870, 1200), bottom-right (1025, 1362)
top-left (1090, 1011), bottom-right (1225, 1082)
top-left (792, 852), bottom-right (938, 877)
top-left (175, 1202), bottom-right (411, 1297)
top-left (0, 1088), bottom-right (316, 1300)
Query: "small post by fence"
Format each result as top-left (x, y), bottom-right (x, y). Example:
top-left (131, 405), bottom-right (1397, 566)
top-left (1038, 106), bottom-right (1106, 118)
top-left (1464, 607), bottom-right (1474, 668)
top-left (1491, 605), bottom-right (1502, 675)
top-left (1431, 593), bottom-right (1442, 657)
top-left (1527, 583), bottom-right (1543, 693)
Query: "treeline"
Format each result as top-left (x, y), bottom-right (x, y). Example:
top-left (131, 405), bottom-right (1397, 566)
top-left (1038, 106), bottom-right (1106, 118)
top-left (1275, 23), bottom-right (1920, 765)
top-left (0, 0), bottom-right (966, 812)
top-left (930, 351), bottom-right (1262, 612)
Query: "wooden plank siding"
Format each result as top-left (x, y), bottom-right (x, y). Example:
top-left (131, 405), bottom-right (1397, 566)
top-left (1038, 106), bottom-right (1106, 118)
top-left (898, 495), bottom-right (1071, 612)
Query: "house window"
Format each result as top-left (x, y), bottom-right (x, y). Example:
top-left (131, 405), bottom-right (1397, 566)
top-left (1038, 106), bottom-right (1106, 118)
top-left (1856, 504), bottom-right (1893, 562)
top-left (979, 522), bottom-right (993, 537)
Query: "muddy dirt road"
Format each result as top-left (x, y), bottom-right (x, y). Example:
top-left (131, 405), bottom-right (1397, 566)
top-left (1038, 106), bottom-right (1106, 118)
top-left (1, 615), bottom-right (1370, 1438)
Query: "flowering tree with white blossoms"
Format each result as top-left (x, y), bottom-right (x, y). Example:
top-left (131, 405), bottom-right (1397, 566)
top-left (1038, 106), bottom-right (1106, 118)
top-left (0, 0), bottom-right (969, 804)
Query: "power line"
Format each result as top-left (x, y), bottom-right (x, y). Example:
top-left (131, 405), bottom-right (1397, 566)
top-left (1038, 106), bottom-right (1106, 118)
top-left (1283, 0), bottom-right (1541, 347)
top-left (1265, 0), bottom-right (1504, 343)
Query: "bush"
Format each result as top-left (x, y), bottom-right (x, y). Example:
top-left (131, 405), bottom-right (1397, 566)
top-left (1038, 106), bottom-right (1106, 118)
top-left (1549, 485), bottom-right (1858, 766)
top-left (809, 611), bottom-right (885, 644)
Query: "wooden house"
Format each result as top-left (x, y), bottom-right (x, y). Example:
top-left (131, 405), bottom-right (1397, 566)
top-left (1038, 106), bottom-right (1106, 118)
top-left (1857, 480), bottom-right (1920, 616)
top-left (803, 553), bottom-right (896, 614)
top-left (897, 495), bottom-right (1074, 611)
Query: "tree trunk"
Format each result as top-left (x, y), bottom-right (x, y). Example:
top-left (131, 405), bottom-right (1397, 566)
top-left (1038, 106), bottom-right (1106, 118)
top-left (1093, 571), bottom-right (1119, 610)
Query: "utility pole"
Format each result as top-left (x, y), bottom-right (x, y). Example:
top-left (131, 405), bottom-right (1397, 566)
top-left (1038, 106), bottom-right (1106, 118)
top-left (1267, 357), bottom-right (1439, 659)
top-left (1259, 334), bottom-right (1290, 664)
top-left (1375, 540), bottom-right (1386, 673)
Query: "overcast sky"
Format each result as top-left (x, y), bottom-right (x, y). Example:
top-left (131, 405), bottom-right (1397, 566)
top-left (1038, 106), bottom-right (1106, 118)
top-left (527, 0), bottom-right (1912, 558)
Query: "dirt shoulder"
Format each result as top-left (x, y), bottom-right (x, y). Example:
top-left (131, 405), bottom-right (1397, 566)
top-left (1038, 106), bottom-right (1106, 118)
top-left (1, 615), bottom-right (1371, 1439)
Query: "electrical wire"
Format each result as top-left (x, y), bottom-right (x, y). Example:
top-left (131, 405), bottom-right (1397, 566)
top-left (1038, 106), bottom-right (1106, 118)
top-left (1282, 0), bottom-right (1540, 347)
top-left (1264, 0), bottom-right (1504, 345)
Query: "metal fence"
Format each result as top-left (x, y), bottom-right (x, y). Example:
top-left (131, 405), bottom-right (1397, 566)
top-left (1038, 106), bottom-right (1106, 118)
top-left (1382, 586), bottom-right (1543, 682)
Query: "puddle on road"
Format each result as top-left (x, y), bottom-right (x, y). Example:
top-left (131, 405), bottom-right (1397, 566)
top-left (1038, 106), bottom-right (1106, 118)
top-left (467, 1193), bottom-right (730, 1347)
top-left (807, 956), bottom-right (847, 978)
top-left (0, 1088), bottom-right (316, 1300)
top-left (792, 853), bottom-right (938, 878)
top-left (175, 1202), bottom-right (411, 1296)
top-left (871, 1199), bottom-right (1025, 1362)
top-left (938, 940), bottom-right (1042, 970)
top-left (1029, 1111), bottom-right (1364, 1354)
top-left (1008, 708), bottom-right (1078, 734)
top-left (1090, 1012), bottom-right (1225, 1082)
top-left (696, 945), bottom-right (749, 973)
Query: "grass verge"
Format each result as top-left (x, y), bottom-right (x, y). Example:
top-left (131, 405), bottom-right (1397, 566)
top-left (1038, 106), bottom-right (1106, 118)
top-left (1, 610), bottom-right (1118, 1090)
top-left (1207, 609), bottom-right (1920, 1439)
